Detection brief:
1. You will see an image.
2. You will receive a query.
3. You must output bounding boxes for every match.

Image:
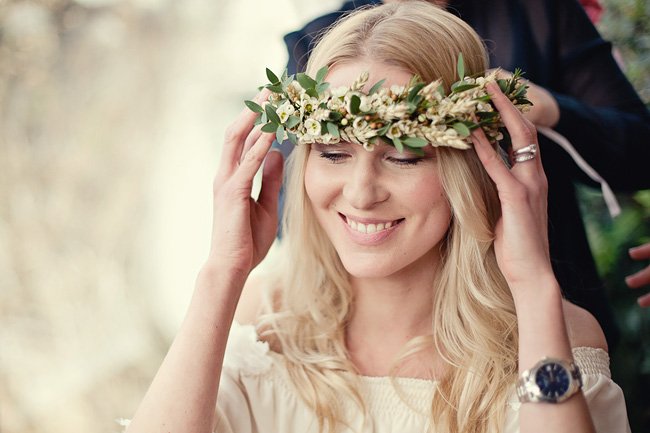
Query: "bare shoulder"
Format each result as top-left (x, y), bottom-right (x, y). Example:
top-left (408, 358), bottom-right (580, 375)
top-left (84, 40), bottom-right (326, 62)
top-left (234, 272), bottom-right (282, 325)
top-left (562, 299), bottom-right (608, 352)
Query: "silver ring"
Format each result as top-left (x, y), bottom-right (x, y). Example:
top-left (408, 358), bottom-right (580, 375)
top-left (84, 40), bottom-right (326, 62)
top-left (513, 143), bottom-right (538, 163)
top-left (514, 152), bottom-right (536, 163)
top-left (513, 144), bottom-right (538, 156)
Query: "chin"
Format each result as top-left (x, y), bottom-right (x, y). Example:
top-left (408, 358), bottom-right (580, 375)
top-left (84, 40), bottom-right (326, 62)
top-left (337, 253), bottom-right (405, 279)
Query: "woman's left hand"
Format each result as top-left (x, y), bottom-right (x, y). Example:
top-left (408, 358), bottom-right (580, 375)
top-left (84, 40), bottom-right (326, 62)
top-left (472, 82), bottom-right (554, 295)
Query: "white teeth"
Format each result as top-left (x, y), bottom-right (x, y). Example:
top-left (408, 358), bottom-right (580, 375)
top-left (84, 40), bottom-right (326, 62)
top-left (345, 218), bottom-right (397, 234)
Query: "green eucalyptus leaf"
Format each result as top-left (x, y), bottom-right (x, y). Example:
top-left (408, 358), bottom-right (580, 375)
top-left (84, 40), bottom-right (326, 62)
top-left (244, 100), bottom-right (264, 113)
top-left (452, 83), bottom-right (479, 93)
top-left (392, 136), bottom-right (404, 153)
top-left (287, 132), bottom-right (298, 145)
top-left (306, 88), bottom-right (319, 98)
top-left (404, 145), bottom-right (425, 156)
top-left (315, 66), bottom-right (328, 84)
top-left (326, 122), bottom-right (340, 138)
top-left (407, 82), bottom-right (425, 102)
top-left (403, 137), bottom-right (429, 148)
top-left (457, 53), bottom-right (465, 79)
top-left (316, 82), bottom-right (330, 94)
top-left (260, 112), bottom-right (268, 123)
top-left (368, 79), bottom-right (386, 95)
top-left (276, 125), bottom-right (285, 143)
top-left (297, 73), bottom-right (317, 90)
top-left (261, 122), bottom-right (277, 133)
top-left (286, 115), bottom-right (300, 129)
top-left (329, 111), bottom-right (343, 121)
top-left (265, 103), bottom-right (281, 124)
top-left (453, 122), bottom-right (471, 137)
top-left (349, 94), bottom-right (361, 114)
top-left (266, 68), bottom-right (280, 85)
top-left (266, 84), bottom-right (283, 93)
top-left (253, 116), bottom-right (262, 126)
top-left (477, 111), bottom-right (499, 120)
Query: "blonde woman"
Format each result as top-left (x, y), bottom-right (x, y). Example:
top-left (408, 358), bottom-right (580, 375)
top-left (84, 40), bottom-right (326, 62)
top-left (124, 2), bottom-right (628, 433)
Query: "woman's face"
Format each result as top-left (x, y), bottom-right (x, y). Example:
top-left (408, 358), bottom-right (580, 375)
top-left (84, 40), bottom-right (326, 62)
top-left (304, 61), bottom-right (452, 279)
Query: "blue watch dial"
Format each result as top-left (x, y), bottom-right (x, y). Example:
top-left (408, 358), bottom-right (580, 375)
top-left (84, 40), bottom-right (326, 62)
top-left (535, 362), bottom-right (570, 398)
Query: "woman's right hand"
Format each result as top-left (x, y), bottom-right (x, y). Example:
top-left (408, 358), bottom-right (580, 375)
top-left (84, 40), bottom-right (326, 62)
top-left (207, 89), bottom-right (284, 278)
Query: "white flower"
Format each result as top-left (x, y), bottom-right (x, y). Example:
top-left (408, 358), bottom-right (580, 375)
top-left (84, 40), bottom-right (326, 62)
top-left (390, 84), bottom-right (405, 96)
top-left (358, 95), bottom-right (372, 112)
top-left (352, 117), bottom-right (368, 130)
top-left (304, 118), bottom-right (322, 136)
top-left (276, 101), bottom-right (295, 124)
top-left (312, 108), bottom-right (331, 121)
top-left (223, 322), bottom-right (272, 375)
top-left (300, 94), bottom-right (319, 114)
top-left (385, 123), bottom-right (402, 139)
top-left (385, 103), bottom-right (409, 120)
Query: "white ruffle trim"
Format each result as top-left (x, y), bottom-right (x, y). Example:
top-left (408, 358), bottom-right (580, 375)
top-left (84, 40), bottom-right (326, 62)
top-left (222, 321), bottom-right (272, 375)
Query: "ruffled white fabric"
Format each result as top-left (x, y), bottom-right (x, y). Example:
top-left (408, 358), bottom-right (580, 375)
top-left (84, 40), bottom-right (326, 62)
top-left (222, 322), bottom-right (272, 375)
top-left (118, 323), bottom-right (631, 433)
top-left (214, 322), bottom-right (631, 433)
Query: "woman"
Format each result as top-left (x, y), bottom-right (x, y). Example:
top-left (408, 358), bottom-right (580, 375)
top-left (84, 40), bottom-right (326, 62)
top-left (124, 3), bottom-right (628, 432)
top-left (283, 0), bottom-right (650, 348)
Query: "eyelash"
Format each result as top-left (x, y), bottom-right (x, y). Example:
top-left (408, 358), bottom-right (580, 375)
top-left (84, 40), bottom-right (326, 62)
top-left (318, 152), bottom-right (423, 166)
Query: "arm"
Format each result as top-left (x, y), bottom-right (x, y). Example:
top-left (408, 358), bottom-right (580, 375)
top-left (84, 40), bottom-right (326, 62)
top-left (473, 83), bottom-right (598, 432)
top-left (548, 0), bottom-right (650, 190)
top-left (125, 90), bottom-right (283, 433)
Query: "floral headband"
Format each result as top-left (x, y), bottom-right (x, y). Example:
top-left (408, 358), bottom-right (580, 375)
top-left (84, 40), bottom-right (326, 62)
top-left (245, 55), bottom-right (531, 154)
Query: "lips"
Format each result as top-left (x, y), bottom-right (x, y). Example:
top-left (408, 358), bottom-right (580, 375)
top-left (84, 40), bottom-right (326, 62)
top-left (339, 213), bottom-right (404, 245)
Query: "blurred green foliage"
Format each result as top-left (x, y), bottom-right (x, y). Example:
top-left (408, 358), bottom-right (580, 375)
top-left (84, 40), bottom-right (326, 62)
top-left (579, 1), bottom-right (650, 431)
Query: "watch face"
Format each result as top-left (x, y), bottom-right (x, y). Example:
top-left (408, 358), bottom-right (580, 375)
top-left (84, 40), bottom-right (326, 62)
top-left (535, 362), bottom-right (570, 399)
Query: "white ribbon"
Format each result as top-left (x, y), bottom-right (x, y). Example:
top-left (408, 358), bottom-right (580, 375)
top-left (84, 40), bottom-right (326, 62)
top-left (538, 126), bottom-right (621, 218)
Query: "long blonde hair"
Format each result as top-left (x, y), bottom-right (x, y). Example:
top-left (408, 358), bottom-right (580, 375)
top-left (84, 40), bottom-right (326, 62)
top-left (259, 2), bottom-right (518, 432)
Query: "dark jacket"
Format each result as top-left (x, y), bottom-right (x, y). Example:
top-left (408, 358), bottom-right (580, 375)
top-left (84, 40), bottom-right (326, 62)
top-left (283, 0), bottom-right (650, 348)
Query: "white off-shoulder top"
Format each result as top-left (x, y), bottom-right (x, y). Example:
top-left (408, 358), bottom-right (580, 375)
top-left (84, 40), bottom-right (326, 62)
top-left (119, 322), bottom-right (631, 433)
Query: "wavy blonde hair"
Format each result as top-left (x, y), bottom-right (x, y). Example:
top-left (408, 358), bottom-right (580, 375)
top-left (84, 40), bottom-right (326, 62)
top-left (258, 2), bottom-right (518, 433)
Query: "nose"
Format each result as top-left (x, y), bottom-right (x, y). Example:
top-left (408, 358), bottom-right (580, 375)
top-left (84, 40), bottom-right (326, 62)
top-left (342, 159), bottom-right (390, 209)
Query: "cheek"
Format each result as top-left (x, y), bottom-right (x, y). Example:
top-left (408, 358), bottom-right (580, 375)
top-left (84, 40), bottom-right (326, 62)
top-left (304, 154), bottom-right (334, 208)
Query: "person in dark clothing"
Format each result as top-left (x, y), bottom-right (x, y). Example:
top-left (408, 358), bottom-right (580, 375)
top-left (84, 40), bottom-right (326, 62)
top-left (281, 0), bottom-right (650, 349)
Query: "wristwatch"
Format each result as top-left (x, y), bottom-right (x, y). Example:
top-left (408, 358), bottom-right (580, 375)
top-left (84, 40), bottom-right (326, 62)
top-left (516, 357), bottom-right (583, 403)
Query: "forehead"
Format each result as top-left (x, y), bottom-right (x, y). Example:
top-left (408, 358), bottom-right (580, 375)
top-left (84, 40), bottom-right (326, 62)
top-left (325, 61), bottom-right (414, 90)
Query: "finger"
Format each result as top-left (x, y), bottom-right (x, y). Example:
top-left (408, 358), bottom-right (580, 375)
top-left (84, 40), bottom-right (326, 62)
top-left (625, 265), bottom-right (650, 289)
top-left (240, 125), bottom-right (264, 164)
top-left (258, 149), bottom-right (284, 216)
top-left (630, 243), bottom-right (650, 260)
top-left (219, 89), bottom-right (271, 176)
top-left (637, 292), bottom-right (650, 308)
top-left (471, 127), bottom-right (517, 190)
top-left (487, 82), bottom-right (540, 158)
top-left (234, 131), bottom-right (276, 189)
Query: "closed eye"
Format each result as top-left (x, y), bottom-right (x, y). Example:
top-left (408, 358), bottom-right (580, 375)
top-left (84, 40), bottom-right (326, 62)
top-left (319, 152), bottom-right (349, 163)
top-left (386, 156), bottom-right (423, 166)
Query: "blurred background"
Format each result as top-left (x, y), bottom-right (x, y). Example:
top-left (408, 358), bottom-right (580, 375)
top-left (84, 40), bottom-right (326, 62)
top-left (0, 0), bottom-right (647, 432)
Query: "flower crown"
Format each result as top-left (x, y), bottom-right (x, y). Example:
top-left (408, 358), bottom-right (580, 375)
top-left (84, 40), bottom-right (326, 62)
top-left (245, 55), bottom-right (531, 154)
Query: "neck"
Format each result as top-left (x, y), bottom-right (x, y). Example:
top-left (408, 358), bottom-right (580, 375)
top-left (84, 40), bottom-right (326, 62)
top-left (345, 254), bottom-right (439, 377)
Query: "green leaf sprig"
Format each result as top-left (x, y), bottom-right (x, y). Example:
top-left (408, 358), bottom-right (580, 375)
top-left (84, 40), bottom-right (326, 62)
top-left (245, 55), bottom-right (531, 154)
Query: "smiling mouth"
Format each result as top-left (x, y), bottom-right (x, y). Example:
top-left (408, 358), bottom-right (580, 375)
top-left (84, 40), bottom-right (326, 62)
top-left (340, 214), bottom-right (404, 234)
